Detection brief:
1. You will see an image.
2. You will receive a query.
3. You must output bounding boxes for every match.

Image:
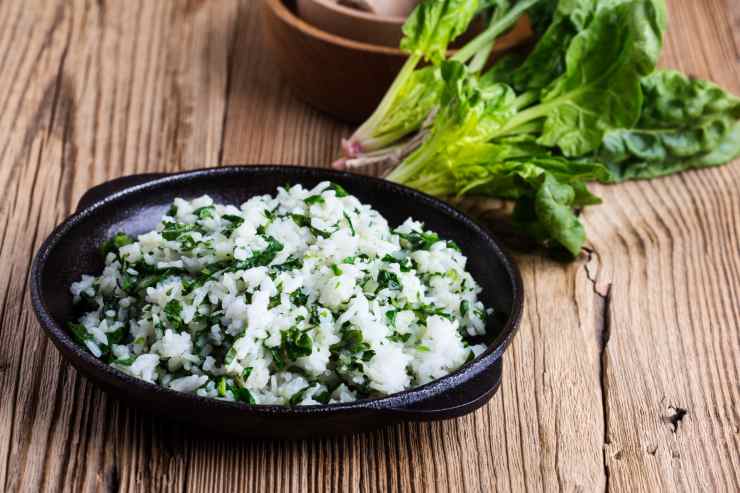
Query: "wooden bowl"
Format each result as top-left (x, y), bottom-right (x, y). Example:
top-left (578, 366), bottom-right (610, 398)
top-left (263, 0), bottom-right (532, 124)
top-left (296, 0), bottom-right (411, 47)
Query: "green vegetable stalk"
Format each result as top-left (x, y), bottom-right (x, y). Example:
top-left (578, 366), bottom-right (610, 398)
top-left (337, 0), bottom-right (543, 164)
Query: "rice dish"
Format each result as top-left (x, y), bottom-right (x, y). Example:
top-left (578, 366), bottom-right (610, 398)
top-left (69, 181), bottom-right (491, 405)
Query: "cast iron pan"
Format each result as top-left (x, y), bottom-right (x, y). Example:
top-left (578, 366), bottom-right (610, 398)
top-left (30, 166), bottom-right (523, 438)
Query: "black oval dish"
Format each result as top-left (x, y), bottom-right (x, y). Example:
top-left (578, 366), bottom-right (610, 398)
top-left (30, 166), bottom-right (523, 438)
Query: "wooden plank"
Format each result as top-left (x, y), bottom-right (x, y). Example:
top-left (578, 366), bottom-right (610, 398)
top-left (0, 0), bottom-right (737, 492)
top-left (583, 0), bottom-right (740, 490)
top-left (0, 1), bottom-right (237, 491)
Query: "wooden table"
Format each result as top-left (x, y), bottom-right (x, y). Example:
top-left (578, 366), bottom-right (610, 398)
top-left (1, 1), bottom-right (738, 491)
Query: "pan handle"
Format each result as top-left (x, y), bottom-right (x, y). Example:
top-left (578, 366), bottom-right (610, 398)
top-left (76, 173), bottom-right (168, 212)
top-left (381, 357), bottom-right (504, 420)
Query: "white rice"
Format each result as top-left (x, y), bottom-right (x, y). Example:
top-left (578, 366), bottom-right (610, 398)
top-left (69, 181), bottom-right (491, 406)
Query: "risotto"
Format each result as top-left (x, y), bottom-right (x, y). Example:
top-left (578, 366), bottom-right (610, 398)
top-left (69, 182), bottom-right (491, 405)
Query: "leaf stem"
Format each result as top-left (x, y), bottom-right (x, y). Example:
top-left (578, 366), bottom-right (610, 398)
top-left (351, 54), bottom-right (422, 150)
top-left (452, 0), bottom-right (541, 65)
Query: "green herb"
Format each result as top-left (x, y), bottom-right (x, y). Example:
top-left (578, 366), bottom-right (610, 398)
top-left (290, 213), bottom-right (310, 227)
top-left (268, 346), bottom-right (286, 370)
top-left (314, 390), bottom-right (331, 404)
top-left (328, 182), bottom-right (350, 197)
top-left (120, 272), bottom-right (137, 293)
top-left (377, 270), bottom-right (401, 291)
top-left (243, 367), bottom-right (253, 380)
top-left (274, 256), bottom-right (303, 272)
top-left (164, 299), bottom-right (184, 331)
top-left (222, 214), bottom-right (244, 237)
top-left (294, 214), bottom-right (334, 238)
top-left (414, 303), bottom-right (453, 323)
top-left (179, 234), bottom-right (197, 252)
top-left (416, 344), bottom-right (431, 352)
top-left (388, 332), bottom-right (412, 343)
top-left (68, 322), bottom-right (92, 345)
top-left (309, 305), bottom-right (324, 325)
top-left (114, 356), bottom-right (136, 366)
top-left (330, 329), bottom-right (370, 355)
top-left (224, 347), bottom-right (237, 365)
top-left (100, 232), bottom-right (133, 256)
top-left (217, 376), bottom-right (227, 397)
top-left (229, 383), bottom-right (256, 405)
top-left (331, 264), bottom-right (343, 276)
top-left (106, 325), bottom-right (126, 346)
top-left (222, 214), bottom-right (244, 225)
top-left (460, 299), bottom-right (471, 317)
top-left (289, 387), bottom-right (309, 406)
top-left (266, 327), bottom-right (314, 370)
top-left (304, 195), bottom-right (325, 205)
top-left (396, 230), bottom-right (440, 250)
top-left (310, 226), bottom-right (331, 239)
top-left (343, 212), bottom-right (356, 236)
top-left (446, 240), bottom-right (461, 252)
top-left (281, 327), bottom-right (313, 361)
top-left (194, 205), bottom-right (215, 219)
top-left (231, 236), bottom-right (284, 271)
top-left (290, 289), bottom-right (308, 306)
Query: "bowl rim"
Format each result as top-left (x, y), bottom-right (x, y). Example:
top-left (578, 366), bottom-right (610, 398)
top-left (265, 0), bottom-right (406, 56)
top-left (302, 0), bottom-right (409, 25)
top-left (30, 165), bottom-right (524, 416)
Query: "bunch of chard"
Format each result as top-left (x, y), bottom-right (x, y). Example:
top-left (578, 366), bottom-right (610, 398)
top-left (335, 0), bottom-right (740, 256)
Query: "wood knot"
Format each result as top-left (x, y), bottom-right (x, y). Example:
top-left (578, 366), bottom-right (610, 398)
top-left (662, 406), bottom-right (688, 433)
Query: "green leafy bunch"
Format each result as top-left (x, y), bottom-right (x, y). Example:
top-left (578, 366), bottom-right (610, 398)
top-left (337, 0), bottom-right (739, 256)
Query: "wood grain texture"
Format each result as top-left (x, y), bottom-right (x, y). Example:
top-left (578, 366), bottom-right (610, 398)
top-left (0, 0), bottom-right (737, 492)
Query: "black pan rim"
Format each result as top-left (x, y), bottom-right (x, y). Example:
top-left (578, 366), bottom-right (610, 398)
top-left (30, 164), bottom-right (524, 416)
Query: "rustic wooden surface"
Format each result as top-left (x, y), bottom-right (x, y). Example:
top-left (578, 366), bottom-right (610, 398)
top-left (0, 0), bottom-right (738, 491)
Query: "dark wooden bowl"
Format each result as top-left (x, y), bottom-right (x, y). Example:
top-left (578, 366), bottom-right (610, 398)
top-left (262, 0), bottom-right (533, 124)
top-left (30, 166), bottom-right (524, 438)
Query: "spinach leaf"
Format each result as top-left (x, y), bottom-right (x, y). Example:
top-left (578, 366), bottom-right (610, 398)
top-left (600, 70), bottom-right (740, 181)
top-left (529, 0), bottom-right (668, 156)
top-left (280, 327), bottom-right (313, 362)
top-left (450, 152), bottom-right (608, 255)
top-left (401, 0), bottom-right (481, 63)
top-left (486, 0), bottom-right (597, 93)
